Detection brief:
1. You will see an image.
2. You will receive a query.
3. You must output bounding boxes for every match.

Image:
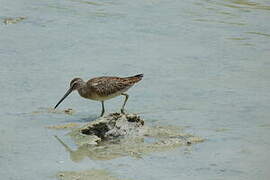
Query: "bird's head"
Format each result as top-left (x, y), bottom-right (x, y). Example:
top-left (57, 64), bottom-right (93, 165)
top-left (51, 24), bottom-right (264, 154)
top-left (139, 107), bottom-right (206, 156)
top-left (54, 77), bottom-right (84, 109)
top-left (70, 77), bottom-right (84, 91)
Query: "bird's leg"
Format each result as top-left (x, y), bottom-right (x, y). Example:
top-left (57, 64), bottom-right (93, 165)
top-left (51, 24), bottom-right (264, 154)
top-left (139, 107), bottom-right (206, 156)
top-left (100, 101), bottom-right (105, 117)
top-left (121, 93), bottom-right (129, 114)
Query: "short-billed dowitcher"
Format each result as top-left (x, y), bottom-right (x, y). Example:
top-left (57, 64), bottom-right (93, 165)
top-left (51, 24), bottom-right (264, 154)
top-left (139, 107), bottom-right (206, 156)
top-left (54, 74), bottom-right (143, 117)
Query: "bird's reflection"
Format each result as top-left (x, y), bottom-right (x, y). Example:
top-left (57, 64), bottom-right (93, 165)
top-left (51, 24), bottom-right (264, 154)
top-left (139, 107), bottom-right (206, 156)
top-left (54, 135), bottom-right (143, 162)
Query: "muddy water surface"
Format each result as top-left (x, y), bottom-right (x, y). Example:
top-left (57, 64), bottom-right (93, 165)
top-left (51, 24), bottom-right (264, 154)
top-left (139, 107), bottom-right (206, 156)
top-left (0, 0), bottom-right (270, 179)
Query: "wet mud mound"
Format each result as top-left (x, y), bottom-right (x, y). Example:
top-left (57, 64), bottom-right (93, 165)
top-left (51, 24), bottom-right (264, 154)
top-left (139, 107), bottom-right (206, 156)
top-left (55, 113), bottom-right (204, 161)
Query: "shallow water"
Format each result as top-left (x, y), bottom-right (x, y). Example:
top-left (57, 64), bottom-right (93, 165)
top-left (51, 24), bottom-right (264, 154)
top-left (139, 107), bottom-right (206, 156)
top-left (0, 0), bottom-right (270, 179)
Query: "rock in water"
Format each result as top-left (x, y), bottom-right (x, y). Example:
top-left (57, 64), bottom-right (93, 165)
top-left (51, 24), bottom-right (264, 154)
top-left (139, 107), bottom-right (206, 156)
top-left (79, 113), bottom-right (146, 140)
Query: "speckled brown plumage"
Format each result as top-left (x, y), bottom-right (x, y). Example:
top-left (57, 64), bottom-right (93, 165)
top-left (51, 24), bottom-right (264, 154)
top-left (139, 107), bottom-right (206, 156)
top-left (86, 74), bottom-right (142, 97)
top-left (54, 74), bottom-right (143, 117)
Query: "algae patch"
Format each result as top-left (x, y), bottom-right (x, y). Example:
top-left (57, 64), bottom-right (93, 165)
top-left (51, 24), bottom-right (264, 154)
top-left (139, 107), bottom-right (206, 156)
top-left (32, 107), bottom-right (75, 115)
top-left (3, 17), bottom-right (26, 24)
top-left (57, 169), bottom-right (129, 180)
top-left (46, 123), bottom-right (79, 129)
top-left (55, 113), bottom-right (204, 161)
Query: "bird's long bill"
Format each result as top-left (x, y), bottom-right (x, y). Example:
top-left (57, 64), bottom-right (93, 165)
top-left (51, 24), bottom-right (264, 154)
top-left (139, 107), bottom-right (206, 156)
top-left (54, 88), bottom-right (72, 109)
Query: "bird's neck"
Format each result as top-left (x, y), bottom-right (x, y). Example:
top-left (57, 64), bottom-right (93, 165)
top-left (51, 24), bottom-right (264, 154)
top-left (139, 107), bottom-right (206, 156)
top-left (77, 82), bottom-right (91, 99)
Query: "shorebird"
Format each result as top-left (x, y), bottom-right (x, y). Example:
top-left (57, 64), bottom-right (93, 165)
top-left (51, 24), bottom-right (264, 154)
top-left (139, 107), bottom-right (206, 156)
top-left (54, 74), bottom-right (143, 117)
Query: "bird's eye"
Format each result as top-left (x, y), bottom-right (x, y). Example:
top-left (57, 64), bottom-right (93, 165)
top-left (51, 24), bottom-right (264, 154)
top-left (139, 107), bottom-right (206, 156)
top-left (71, 82), bottom-right (77, 88)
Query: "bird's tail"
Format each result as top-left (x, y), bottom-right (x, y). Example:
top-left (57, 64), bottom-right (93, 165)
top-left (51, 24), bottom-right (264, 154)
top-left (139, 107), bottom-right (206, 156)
top-left (127, 74), bottom-right (144, 83)
top-left (134, 74), bottom-right (143, 79)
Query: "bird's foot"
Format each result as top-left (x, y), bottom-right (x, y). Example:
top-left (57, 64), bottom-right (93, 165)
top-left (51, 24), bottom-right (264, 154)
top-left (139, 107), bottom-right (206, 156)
top-left (121, 109), bottom-right (127, 114)
top-left (100, 112), bottom-right (105, 117)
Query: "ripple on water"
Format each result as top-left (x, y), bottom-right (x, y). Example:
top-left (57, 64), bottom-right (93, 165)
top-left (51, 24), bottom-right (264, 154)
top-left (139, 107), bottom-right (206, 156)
top-left (246, 31), bottom-right (270, 38)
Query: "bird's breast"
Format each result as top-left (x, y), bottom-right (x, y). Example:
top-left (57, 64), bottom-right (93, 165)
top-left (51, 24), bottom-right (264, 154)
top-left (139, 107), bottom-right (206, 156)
top-left (77, 88), bottom-right (94, 100)
top-left (77, 86), bottom-right (129, 101)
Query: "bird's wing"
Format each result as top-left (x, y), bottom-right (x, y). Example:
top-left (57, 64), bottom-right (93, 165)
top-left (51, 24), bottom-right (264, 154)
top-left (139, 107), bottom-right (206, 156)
top-left (87, 77), bottom-right (133, 96)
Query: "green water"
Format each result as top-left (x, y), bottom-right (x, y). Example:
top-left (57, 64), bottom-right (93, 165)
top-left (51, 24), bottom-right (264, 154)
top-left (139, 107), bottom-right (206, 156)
top-left (0, 0), bottom-right (270, 179)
